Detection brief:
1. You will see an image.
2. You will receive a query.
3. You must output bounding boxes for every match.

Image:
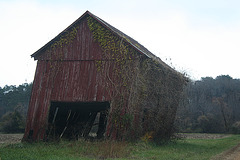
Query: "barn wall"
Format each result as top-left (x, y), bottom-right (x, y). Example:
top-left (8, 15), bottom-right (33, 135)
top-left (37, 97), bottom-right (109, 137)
top-left (23, 16), bottom-right (140, 141)
top-left (36, 17), bottom-right (104, 61)
top-left (23, 60), bottom-right (119, 140)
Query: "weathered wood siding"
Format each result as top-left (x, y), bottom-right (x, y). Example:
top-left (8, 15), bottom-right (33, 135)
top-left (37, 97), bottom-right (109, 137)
top-left (23, 17), bottom-right (130, 140)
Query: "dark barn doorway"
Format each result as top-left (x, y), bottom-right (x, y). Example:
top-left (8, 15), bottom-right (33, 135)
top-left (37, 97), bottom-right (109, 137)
top-left (47, 101), bottom-right (110, 140)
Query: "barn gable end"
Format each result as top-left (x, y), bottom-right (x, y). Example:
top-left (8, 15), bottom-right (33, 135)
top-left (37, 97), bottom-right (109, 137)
top-left (23, 11), bottom-right (186, 142)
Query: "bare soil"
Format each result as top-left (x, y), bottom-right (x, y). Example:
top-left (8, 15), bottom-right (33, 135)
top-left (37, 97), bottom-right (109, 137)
top-left (178, 133), bottom-right (231, 139)
top-left (0, 133), bottom-right (23, 145)
top-left (211, 143), bottom-right (240, 160)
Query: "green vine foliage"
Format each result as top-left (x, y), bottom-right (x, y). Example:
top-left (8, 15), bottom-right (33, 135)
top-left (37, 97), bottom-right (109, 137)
top-left (43, 24), bottom-right (80, 62)
top-left (87, 16), bottom-right (187, 143)
top-left (87, 16), bottom-right (141, 140)
top-left (51, 27), bottom-right (78, 50)
top-left (87, 17), bottom-right (135, 61)
top-left (139, 59), bottom-right (187, 143)
top-left (87, 16), bottom-right (138, 98)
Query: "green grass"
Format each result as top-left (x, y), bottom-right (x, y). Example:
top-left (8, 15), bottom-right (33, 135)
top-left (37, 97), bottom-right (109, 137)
top-left (0, 135), bottom-right (240, 160)
top-left (132, 135), bottom-right (240, 160)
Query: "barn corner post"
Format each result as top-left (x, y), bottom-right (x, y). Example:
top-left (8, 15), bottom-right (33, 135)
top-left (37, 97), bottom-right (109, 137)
top-left (22, 60), bottom-right (49, 142)
top-left (23, 10), bottom-right (187, 142)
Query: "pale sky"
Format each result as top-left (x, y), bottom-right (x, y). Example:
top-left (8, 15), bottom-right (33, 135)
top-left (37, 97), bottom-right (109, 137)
top-left (1, 0), bottom-right (240, 87)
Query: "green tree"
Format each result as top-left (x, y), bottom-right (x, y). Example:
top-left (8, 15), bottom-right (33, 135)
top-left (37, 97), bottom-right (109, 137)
top-left (0, 106), bottom-right (25, 133)
top-left (176, 75), bottom-right (240, 133)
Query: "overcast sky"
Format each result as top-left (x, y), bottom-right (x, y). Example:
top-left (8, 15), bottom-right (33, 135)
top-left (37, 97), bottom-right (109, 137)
top-left (1, 0), bottom-right (240, 87)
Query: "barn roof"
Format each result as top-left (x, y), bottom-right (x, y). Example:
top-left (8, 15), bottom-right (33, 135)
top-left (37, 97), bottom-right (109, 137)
top-left (31, 11), bottom-right (169, 67)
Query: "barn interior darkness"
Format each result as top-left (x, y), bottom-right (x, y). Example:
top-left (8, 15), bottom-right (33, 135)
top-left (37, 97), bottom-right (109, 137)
top-left (47, 101), bottom-right (110, 140)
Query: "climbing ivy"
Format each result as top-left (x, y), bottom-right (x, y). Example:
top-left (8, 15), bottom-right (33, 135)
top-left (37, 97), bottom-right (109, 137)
top-left (51, 26), bottom-right (79, 50)
top-left (87, 15), bottom-right (187, 143)
top-left (87, 16), bottom-right (135, 61)
top-left (41, 24), bottom-right (80, 62)
top-left (87, 16), bottom-right (141, 140)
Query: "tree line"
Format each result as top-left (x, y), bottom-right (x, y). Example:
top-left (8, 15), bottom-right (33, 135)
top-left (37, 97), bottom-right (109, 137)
top-left (176, 75), bottom-right (240, 134)
top-left (0, 83), bottom-right (32, 133)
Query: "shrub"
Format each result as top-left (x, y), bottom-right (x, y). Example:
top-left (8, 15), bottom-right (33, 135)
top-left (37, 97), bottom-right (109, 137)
top-left (231, 121), bottom-right (240, 134)
top-left (0, 108), bottom-right (25, 133)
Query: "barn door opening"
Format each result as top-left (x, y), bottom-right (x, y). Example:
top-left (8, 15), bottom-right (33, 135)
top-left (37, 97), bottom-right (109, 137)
top-left (47, 101), bottom-right (110, 140)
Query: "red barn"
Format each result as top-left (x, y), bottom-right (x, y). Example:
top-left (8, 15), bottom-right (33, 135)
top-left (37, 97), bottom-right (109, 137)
top-left (23, 11), bottom-right (186, 142)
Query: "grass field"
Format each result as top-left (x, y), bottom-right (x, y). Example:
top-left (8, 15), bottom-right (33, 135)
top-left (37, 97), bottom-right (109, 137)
top-left (0, 134), bottom-right (240, 160)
